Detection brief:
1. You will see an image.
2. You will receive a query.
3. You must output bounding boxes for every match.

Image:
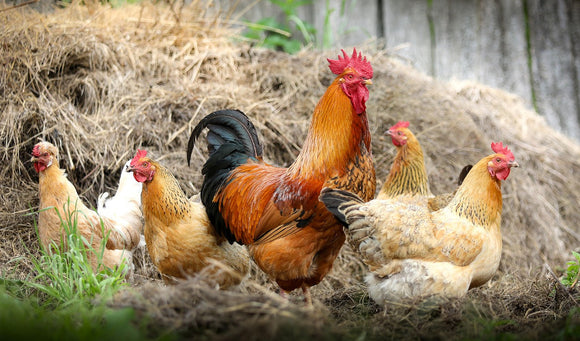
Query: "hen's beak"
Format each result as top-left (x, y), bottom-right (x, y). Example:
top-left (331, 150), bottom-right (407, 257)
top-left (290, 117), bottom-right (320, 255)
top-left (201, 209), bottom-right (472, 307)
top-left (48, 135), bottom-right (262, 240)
top-left (30, 156), bottom-right (39, 163)
top-left (126, 165), bottom-right (135, 173)
top-left (508, 160), bottom-right (519, 168)
top-left (385, 130), bottom-right (393, 136)
top-left (364, 79), bottom-right (372, 85)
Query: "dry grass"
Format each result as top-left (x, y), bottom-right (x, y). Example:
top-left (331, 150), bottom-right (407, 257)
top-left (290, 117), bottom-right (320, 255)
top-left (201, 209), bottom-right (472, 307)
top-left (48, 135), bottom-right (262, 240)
top-left (1, 1), bottom-right (579, 339)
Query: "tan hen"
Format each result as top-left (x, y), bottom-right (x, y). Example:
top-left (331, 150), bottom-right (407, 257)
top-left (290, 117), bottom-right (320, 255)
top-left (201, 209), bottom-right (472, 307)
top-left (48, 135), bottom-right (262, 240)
top-left (320, 142), bottom-right (518, 304)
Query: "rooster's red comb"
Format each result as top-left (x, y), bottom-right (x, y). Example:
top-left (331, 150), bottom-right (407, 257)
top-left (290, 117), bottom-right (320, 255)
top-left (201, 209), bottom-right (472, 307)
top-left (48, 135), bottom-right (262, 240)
top-left (328, 48), bottom-right (373, 79)
top-left (491, 142), bottom-right (514, 161)
top-left (131, 149), bottom-right (147, 166)
top-left (390, 121), bottom-right (410, 130)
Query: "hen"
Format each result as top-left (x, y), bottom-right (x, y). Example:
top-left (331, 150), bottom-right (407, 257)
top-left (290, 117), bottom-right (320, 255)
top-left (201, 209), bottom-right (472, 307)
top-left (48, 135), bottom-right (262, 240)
top-left (377, 120), bottom-right (471, 211)
top-left (97, 159), bottom-right (144, 248)
top-left (128, 150), bottom-right (250, 288)
top-left (187, 49), bottom-right (376, 302)
top-left (32, 141), bottom-right (141, 272)
top-left (319, 142), bottom-right (518, 304)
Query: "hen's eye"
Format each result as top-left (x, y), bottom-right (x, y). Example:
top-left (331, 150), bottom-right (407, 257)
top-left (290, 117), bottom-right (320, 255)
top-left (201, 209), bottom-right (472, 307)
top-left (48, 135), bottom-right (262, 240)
top-left (143, 162), bottom-right (149, 167)
top-left (496, 158), bottom-right (501, 163)
top-left (347, 74), bottom-right (354, 80)
top-left (397, 131), bottom-right (403, 136)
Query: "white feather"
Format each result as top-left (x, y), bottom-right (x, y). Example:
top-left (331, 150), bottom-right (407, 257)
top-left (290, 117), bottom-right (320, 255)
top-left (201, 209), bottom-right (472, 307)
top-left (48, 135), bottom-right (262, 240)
top-left (97, 160), bottom-right (144, 247)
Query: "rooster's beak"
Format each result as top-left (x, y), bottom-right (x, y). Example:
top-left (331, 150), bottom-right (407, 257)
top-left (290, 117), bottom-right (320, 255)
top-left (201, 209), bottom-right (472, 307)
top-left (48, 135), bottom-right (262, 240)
top-left (364, 79), bottom-right (372, 85)
top-left (508, 160), bottom-right (519, 168)
top-left (30, 156), bottom-right (39, 163)
top-left (126, 165), bottom-right (135, 173)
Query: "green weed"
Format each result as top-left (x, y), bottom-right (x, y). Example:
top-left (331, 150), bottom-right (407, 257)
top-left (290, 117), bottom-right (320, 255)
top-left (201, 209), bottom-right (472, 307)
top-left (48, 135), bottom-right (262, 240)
top-left (25, 200), bottom-right (129, 308)
top-left (555, 307), bottom-right (580, 340)
top-left (0, 200), bottom-right (160, 340)
top-left (560, 251), bottom-right (580, 289)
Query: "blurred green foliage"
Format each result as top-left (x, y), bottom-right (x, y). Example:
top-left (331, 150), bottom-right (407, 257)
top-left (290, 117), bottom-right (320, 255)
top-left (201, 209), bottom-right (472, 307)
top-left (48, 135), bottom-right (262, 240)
top-left (243, 0), bottom-right (316, 54)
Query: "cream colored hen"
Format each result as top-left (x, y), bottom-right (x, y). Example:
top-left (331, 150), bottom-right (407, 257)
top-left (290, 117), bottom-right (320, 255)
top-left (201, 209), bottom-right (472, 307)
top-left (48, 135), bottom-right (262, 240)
top-left (319, 142), bottom-right (518, 304)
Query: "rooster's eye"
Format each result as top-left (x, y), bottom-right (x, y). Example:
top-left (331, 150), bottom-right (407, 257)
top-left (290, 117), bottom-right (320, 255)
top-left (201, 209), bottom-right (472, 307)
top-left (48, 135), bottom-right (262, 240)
top-left (347, 74), bottom-right (354, 80)
top-left (142, 162), bottom-right (149, 167)
top-left (397, 131), bottom-right (403, 136)
top-left (496, 158), bottom-right (501, 163)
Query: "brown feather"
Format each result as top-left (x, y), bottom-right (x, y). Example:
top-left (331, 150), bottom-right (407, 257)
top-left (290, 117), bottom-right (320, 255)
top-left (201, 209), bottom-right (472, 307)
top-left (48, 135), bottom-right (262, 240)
top-left (377, 126), bottom-right (463, 212)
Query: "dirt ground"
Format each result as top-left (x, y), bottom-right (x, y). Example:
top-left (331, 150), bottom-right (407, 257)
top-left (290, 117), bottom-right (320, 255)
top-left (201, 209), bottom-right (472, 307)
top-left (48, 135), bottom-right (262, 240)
top-left (1, 2), bottom-right (579, 340)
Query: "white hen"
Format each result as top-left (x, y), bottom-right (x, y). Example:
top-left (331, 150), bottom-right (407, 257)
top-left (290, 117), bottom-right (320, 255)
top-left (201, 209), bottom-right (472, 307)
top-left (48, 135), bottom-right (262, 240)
top-left (98, 159), bottom-right (145, 252)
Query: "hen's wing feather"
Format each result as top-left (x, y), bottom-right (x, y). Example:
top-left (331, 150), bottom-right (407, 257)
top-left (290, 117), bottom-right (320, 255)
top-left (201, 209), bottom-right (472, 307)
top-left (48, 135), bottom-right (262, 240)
top-left (365, 199), bottom-right (485, 266)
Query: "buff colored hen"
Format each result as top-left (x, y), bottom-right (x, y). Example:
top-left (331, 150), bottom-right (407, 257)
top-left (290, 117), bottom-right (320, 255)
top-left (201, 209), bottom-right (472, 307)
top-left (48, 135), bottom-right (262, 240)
top-left (128, 150), bottom-right (249, 288)
top-left (320, 142), bottom-right (518, 304)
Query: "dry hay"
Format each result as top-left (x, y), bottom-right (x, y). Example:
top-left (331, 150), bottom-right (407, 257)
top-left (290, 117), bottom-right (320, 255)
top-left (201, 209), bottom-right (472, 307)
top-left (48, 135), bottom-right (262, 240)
top-left (1, 1), bottom-right (579, 339)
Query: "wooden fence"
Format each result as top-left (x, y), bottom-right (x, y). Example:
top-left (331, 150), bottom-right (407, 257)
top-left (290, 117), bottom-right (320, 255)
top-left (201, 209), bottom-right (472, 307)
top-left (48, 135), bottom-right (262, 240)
top-left (217, 0), bottom-right (580, 141)
top-left (6, 0), bottom-right (580, 140)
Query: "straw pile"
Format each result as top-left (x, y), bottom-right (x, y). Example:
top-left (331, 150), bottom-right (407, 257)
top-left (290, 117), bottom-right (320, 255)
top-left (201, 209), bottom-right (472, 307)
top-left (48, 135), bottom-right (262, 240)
top-left (1, 1), bottom-right (579, 339)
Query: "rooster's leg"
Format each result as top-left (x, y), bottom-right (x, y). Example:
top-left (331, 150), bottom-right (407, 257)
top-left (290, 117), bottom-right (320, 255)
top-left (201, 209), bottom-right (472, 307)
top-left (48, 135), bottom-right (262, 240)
top-left (279, 288), bottom-right (289, 300)
top-left (301, 284), bottom-right (312, 306)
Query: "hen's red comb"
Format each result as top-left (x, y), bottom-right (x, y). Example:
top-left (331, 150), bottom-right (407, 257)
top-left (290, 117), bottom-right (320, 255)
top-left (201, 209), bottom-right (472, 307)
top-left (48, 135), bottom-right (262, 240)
top-left (131, 149), bottom-right (147, 166)
top-left (390, 121), bottom-right (410, 130)
top-left (491, 142), bottom-right (514, 161)
top-left (328, 48), bottom-right (373, 79)
top-left (32, 144), bottom-right (41, 157)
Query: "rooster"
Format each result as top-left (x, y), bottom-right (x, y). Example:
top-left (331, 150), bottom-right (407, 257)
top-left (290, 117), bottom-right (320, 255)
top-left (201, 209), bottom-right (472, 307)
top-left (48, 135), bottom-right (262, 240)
top-left (128, 150), bottom-right (250, 288)
top-left (319, 142), bottom-right (518, 303)
top-left (377, 120), bottom-right (471, 211)
top-left (97, 159), bottom-right (145, 248)
top-left (187, 49), bottom-right (376, 303)
top-left (31, 141), bottom-right (141, 272)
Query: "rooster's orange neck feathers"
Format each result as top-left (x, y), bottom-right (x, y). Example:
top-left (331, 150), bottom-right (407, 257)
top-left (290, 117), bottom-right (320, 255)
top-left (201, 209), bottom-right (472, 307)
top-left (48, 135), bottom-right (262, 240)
top-left (289, 77), bottom-right (371, 180)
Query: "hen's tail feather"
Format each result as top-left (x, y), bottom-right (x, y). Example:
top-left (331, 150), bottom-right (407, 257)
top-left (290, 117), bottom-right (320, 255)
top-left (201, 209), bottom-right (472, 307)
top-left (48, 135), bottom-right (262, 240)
top-left (318, 187), bottom-right (364, 226)
top-left (97, 192), bottom-right (109, 211)
top-left (319, 187), bottom-right (387, 269)
top-left (457, 164), bottom-right (473, 186)
top-left (187, 109), bottom-right (263, 166)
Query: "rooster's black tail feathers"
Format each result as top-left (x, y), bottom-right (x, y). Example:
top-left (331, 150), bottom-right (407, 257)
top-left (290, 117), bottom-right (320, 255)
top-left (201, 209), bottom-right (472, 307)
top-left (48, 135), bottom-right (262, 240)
top-left (187, 109), bottom-right (262, 166)
top-left (187, 109), bottom-right (263, 244)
